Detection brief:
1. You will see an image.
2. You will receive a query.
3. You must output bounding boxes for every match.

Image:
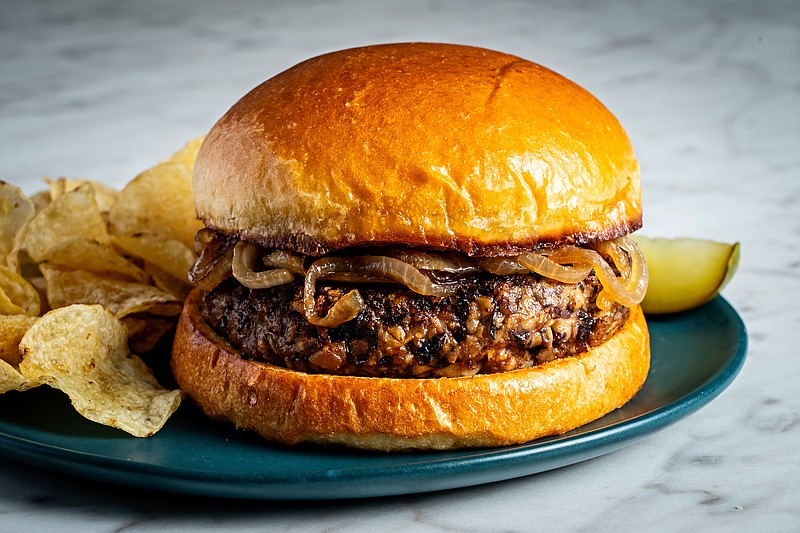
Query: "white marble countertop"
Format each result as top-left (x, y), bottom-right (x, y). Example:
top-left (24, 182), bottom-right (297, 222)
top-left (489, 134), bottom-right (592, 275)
top-left (1, 0), bottom-right (798, 531)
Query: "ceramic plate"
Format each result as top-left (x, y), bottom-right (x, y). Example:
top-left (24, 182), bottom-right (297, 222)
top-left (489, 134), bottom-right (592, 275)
top-left (0, 297), bottom-right (746, 500)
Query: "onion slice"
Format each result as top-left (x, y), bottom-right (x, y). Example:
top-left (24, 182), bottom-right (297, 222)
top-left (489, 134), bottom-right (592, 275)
top-left (232, 241), bottom-right (294, 289)
top-left (517, 252), bottom-right (592, 284)
top-left (479, 252), bottom-right (592, 283)
top-left (546, 246), bottom-right (642, 308)
top-left (303, 255), bottom-right (460, 327)
top-left (314, 256), bottom-right (458, 298)
top-left (616, 235), bottom-right (648, 303)
top-left (303, 258), bottom-right (365, 327)
top-left (478, 257), bottom-right (529, 275)
top-left (188, 228), bottom-right (234, 291)
top-left (191, 228), bottom-right (649, 328)
top-left (264, 250), bottom-right (306, 275)
top-left (589, 236), bottom-right (648, 309)
top-left (390, 249), bottom-right (480, 274)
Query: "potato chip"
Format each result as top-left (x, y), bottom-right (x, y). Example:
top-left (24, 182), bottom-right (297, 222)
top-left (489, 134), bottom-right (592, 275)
top-left (0, 265), bottom-right (40, 315)
top-left (46, 177), bottom-right (119, 214)
top-left (1, 359), bottom-right (37, 393)
top-left (21, 182), bottom-right (109, 262)
top-left (0, 181), bottom-right (35, 269)
top-left (40, 265), bottom-right (181, 318)
top-left (30, 190), bottom-right (51, 212)
top-left (165, 136), bottom-right (204, 167)
top-left (26, 275), bottom-right (49, 314)
top-left (112, 233), bottom-right (195, 286)
top-left (18, 304), bottom-right (182, 436)
top-left (44, 238), bottom-right (149, 284)
top-left (109, 162), bottom-right (203, 250)
top-left (144, 261), bottom-right (192, 300)
top-left (0, 314), bottom-right (38, 366)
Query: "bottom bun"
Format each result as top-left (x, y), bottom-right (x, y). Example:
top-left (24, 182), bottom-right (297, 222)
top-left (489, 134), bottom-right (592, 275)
top-left (171, 289), bottom-right (650, 451)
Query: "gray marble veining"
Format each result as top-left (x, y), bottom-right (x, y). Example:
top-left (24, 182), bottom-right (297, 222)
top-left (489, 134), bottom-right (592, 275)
top-left (1, 0), bottom-right (798, 531)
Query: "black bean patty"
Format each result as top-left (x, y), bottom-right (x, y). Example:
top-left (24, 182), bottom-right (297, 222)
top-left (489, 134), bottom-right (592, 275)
top-left (201, 271), bottom-right (629, 378)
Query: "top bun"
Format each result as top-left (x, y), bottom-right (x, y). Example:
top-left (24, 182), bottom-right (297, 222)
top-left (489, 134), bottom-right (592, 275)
top-left (193, 43), bottom-right (641, 257)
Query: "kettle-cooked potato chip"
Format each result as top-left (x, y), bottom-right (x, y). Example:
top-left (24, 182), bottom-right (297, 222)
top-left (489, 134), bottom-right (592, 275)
top-left (112, 233), bottom-right (195, 286)
top-left (144, 261), bottom-right (192, 301)
top-left (0, 314), bottom-right (38, 366)
top-left (0, 181), bottom-right (35, 270)
top-left (109, 162), bottom-right (203, 250)
top-left (0, 140), bottom-right (205, 433)
top-left (1, 359), bottom-right (37, 393)
top-left (44, 238), bottom-right (149, 284)
top-left (21, 182), bottom-right (109, 262)
top-left (30, 190), bottom-right (51, 212)
top-left (0, 265), bottom-right (40, 316)
top-left (40, 265), bottom-right (181, 318)
top-left (19, 304), bottom-right (182, 437)
top-left (46, 178), bottom-right (119, 214)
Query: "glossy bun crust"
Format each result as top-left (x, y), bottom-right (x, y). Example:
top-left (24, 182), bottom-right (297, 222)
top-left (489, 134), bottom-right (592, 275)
top-left (171, 289), bottom-right (650, 450)
top-left (193, 43), bottom-right (641, 256)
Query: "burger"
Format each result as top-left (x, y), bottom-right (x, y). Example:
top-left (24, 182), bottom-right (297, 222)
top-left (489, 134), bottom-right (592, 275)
top-left (171, 43), bottom-right (650, 451)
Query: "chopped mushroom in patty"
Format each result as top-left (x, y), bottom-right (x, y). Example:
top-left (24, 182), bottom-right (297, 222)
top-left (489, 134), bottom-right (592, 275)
top-left (202, 271), bottom-right (629, 378)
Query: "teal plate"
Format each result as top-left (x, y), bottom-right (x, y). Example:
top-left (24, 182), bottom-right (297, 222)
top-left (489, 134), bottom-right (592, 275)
top-left (0, 297), bottom-right (746, 500)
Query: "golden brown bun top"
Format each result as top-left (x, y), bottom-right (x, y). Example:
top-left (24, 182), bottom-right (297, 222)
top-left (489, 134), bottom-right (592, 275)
top-left (194, 43), bottom-right (641, 256)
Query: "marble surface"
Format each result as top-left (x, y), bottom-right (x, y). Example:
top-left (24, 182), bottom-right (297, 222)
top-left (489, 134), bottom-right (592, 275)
top-left (1, 0), bottom-right (798, 531)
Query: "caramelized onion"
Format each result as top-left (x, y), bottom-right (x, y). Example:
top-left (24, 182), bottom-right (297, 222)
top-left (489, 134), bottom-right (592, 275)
top-left (264, 250), bottom-right (306, 275)
top-left (232, 241), bottom-right (294, 289)
top-left (353, 256), bottom-right (459, 297)
top-left (322, 272), bottom-right (395, 284)
top-left (304, 258), bottom-right (366, 327)
top-left (194, 229), bottom-right (648, 328)
top-left (303, 256), bottom-right (460, 327)
top-left (589, 236), bottom-right (648, 309)
top-left (547, 246), bottom-right (642, 308)
top-left (192, 227), bottom-right (216, 255)
top-left (596, 290), bottom-right (616, 312)
top-left (188, 228), bottom-right (234, 291)
top-left (479, 252), bottom-right (592, 283)
top-left (616, 236), bottom-right (648, 302)
top-left (592, 240), bottom-right (630, 281)
top-left (518, 252), bottom-right (593, 284)
top-left (313, 256), bottom-right (458, 298)
top-left (390, 249), bottom-right (480, 274)
top-left (478, 257), bottom-right (529, 275)
top-left (589, 240), bottom-right (630, 311)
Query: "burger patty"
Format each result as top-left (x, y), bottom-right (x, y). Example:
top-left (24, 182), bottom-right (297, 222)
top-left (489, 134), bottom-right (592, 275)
top-left (201, 272), bottom-right (629, 378)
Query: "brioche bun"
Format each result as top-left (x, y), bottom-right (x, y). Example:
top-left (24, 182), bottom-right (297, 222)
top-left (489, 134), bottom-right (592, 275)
top-left (192, 42), bottom-right (641, 257)
top-left (173, 290), bottom-right (649, 450)
top-left (173, 43), bottom-right (650, 451)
